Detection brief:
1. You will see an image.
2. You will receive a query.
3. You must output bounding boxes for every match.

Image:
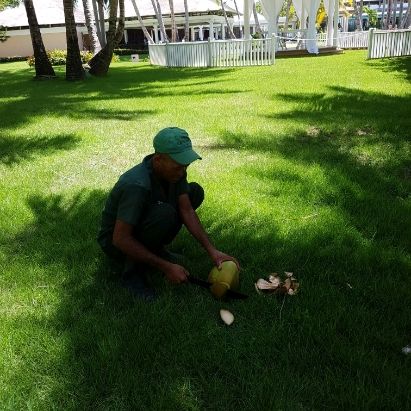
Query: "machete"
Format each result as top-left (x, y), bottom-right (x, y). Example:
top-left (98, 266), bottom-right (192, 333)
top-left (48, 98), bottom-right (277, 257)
top-left (187, 275), bottom-right (248, 300)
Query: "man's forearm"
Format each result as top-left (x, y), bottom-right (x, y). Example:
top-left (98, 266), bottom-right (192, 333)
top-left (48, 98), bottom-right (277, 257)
top-left (113, 236), bottom-right (172, 272)
top-left (181, 208), bottom-right (216, 256)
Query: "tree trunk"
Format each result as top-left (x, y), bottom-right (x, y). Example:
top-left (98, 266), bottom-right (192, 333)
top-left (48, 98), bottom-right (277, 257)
top-left (88, 0), bottom-right (118, 76)
top-left (401, 1), bottom-right (411, 28)
top-left (114, 0), bottom-right (125, 46)
top-left (169, 0), bottom-right (177, 42)
top-left (63, 0), bottom-right (85, 80)
top-left (91, 0), bottom-right (103, 46)
top-left (359, 0), bottom-right (364, 30)
top-left (221, 1), bottom-right (236, 39)
top-left (393, 0), bottom-right (398, 26)
top-left (386, 0), bottom-right (393, 28)
top-left (183, 0), bottom-right (189, 41)
top-left (97, 0), bottom-right (106, 46)
top-left (284, 0), bottom-right (292, 34)
top-left (23, 0), bottom-right (55, 79)
top-left (233, 0), bottom-right (242, 38)
top-left (131, 0), bottom-right (153, 44)
top-left (398, 0), bottom-right (404, 27)
top-left (353, 0), bottom-right (362, 30)
top-left (152, 0), bottom-right (168, 42)
top-left (381, 0), bottom-right (386, 28)
top-left (82, 0), bottom-right (100, 54)
top-left (252, 0), bottom-right (262, 35)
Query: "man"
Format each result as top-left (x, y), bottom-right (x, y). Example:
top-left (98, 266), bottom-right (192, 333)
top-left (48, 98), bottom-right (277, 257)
top-left (98, 127), bottom-right (239, 300)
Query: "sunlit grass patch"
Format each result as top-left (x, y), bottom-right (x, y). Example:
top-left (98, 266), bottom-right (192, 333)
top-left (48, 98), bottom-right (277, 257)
top-left (0, 51), bottom-right (410, 410)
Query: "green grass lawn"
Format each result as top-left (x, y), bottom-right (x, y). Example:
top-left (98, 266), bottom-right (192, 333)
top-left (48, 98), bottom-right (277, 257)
top-left (1, 51), bottom-right (410, 410)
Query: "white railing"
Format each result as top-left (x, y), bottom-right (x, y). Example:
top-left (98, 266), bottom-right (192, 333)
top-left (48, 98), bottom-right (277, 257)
top-left (338, 31), bottom-right (369, 49)
top-left (277, 29), bottom-right (307, 50)
top-left (149, 38), bottom-right (275, 67)
top-left (316, 32), bottom-right (327, 46)
top-left (368, 29), bottom-right (411, 58)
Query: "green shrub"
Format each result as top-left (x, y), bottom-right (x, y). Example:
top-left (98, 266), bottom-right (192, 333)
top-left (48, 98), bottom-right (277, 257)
top-left (27, 49), bottom-right (93, 67)
top-left (113, 48), bottom-right (144, 55)
top-left (0, 56), bottom-right (27, 63)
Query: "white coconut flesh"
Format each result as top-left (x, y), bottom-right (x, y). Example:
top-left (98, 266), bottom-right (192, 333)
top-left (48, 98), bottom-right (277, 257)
top-left (220, 309), bottom-right (234, 325)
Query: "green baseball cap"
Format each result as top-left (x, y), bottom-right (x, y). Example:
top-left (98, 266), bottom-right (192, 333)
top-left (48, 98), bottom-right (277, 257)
top-left (153, 127), bottom-right (202, 166)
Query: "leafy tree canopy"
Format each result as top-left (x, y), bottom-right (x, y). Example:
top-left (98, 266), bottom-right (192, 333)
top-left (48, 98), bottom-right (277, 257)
top-left (0, 0), bottom-right (20, 12)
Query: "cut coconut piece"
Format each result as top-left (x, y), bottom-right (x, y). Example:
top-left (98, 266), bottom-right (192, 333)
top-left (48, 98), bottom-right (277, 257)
top-left (220, 309), bottom-right (234, 325)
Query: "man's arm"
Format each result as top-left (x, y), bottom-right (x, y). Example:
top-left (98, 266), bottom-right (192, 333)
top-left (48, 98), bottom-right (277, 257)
top-left (112, 219), bottom-right (189, 283)
top-left (178, 194), bottom-right (239, 269)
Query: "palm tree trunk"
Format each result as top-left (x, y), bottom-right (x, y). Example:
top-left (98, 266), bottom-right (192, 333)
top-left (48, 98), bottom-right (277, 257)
top-left (233, 0), bottom-right (242, 38)
top-left (252, 0), bottom-right (262, 36)
top-left (151, 0), bottom-right (168, 42)
top-left (359, 0), bottom-right (364, 30)
top-left (353, 0), bottom-right (362, 30)
top-left (284, 0), bottom-right (292, 34)
top-left (91, 0), bottom-right (103, 46)
top-left (114, 0), bottom-right (125, 46)
top-left (131, 0), bottom-right (153, 44)
top-left (97, 0), bottom-right (106, 46)
top-left (393, 0), bottom-right (398, 26)
top-left (386, 0), bottom-right (393, 27)
top-left (221, 1), bottom-right (236, 39)
top-left (63, 0), bottom-right (85, 80)
top-left (23, 0), bottom-right (55, 79)
top-left (88, 0), bottom-right (118, 76)
top-left (169, 0), bottom-right (177, 42)
top-left (401, 1), bottom-right (411, 28)
top-left (82, 0), bottom-right (100, 54)
top-left (381, 0), bottom-right (386, 28)
top-left (398, 0), bottom-right (404, 27)
top-left (183, 0), bottom-right (189, 41)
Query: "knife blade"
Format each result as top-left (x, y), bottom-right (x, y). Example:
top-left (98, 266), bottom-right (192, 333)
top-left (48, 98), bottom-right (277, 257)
top-left (187, 276), bottom-right (248, 300)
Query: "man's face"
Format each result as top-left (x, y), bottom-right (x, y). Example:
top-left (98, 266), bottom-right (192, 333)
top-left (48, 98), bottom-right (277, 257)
top-left (155, 154), bottom-right (188, 183)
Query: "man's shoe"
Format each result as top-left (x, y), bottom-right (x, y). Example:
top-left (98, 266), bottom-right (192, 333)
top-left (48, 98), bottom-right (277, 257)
top-left (120, 270), bottom-right (157, 302)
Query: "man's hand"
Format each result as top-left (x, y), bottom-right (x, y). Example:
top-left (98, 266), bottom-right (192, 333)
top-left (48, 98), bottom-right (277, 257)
top-left (209, 249), bottom-right (240, 271)
top-left (164, 263), bottom-right (190, 284)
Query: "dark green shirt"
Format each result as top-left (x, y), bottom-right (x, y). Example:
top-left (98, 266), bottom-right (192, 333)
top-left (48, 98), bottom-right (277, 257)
top-left (98, 154), bottom-right (189, 249)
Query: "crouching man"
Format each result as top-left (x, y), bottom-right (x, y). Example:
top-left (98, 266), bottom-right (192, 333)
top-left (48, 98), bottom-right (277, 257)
top-left (98, 127), bottom-right (239, 300)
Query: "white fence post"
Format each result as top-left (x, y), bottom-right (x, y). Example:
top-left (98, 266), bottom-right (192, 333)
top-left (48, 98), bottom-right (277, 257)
top-left (149, 38), bottom-right (276, 68)
top-left (367, 28), bottom-right (375, 59)
top-left (207, 38), bottom-right (212, 67)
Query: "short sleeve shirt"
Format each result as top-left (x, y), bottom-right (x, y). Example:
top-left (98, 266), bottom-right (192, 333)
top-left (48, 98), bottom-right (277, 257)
top-left (97, 154), bottom-right (189, 248)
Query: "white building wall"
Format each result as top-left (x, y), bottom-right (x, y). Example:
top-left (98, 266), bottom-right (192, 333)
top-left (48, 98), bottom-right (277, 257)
top-left (0, 27), bottom-right (86, 58)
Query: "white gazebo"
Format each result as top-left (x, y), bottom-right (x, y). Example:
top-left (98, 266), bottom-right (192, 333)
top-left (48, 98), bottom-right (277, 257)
top-left (238, 0), bottom-right (340, 53)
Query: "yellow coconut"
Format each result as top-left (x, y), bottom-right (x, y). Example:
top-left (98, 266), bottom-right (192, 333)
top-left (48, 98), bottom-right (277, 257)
top-left (208, 260), bottom-right (239, 298)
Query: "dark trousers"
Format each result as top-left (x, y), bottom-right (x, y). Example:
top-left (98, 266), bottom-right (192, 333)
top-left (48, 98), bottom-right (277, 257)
top-left (104, 182), bottom-right (204, 271)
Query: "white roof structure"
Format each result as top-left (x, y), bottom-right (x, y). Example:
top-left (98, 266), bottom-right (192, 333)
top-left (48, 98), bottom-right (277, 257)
top-left (0, 0), bottom-right (85, 28)
top-left (0, 0), bottom-right (238, 29)
top-left (123, 0), bottom-right (237, 17)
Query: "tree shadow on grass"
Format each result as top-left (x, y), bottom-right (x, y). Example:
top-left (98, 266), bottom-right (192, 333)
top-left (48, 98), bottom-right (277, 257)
top-left (3, 163), bottom-right (410, 410)
top-left (0, 133), bottom-right (80, 166)
top-left (268, 85), bottom-right (411, 141)
top-left (0, 65), bottom-right (241, 133)
top-left (365, 55), bottom-right (411, 82)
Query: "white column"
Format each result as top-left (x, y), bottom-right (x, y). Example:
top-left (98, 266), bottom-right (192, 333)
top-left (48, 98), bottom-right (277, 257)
top-left (209, 19), bottom-right (214, 40)
top-left (325, 0), bottom-right (334, 46)
top-left (124, 29), bottom-right (128, 45)
top-left (222, 24), bottom-right (225, 39)
top-left (154, 24), bottom-right (159, 43)
top-left (307, 0), bottom-right (320, 53)
top-left (191, 27), bottom-right (195, 41)
top-left (301, 6), bottom-right (306, 29)
top-left (333, 0), bottom-right (339, 46)
top-left (199, 25), bottom-right (204, 41)
top-left (244, 0), bottom-right (251, 39)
